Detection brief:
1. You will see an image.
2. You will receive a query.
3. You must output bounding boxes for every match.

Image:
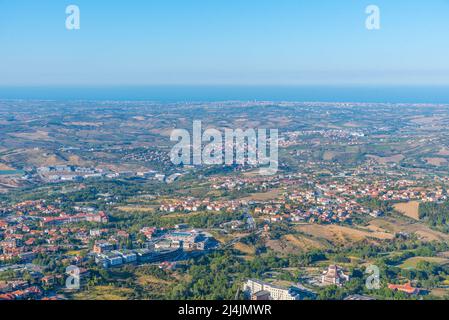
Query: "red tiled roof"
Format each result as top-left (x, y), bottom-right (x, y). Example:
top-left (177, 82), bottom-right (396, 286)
top-left (388, 282), bottom-right (419, 294)
top-left (0, 293), bottom-right (15, 300)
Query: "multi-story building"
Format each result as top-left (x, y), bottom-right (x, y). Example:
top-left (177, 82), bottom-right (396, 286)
top-left (93, 241), bottom-right (115, 254)
top-left (243, 279), bottom-right (316, 301)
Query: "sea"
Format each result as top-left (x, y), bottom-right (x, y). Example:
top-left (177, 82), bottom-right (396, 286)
top-left (0, 86), bottom-right (449, 104)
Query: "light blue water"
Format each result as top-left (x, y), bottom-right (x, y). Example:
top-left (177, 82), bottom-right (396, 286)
top-left (0, 86), bottom-right (449, 103)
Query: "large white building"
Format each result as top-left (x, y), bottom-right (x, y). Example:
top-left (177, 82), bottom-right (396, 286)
top-left (243, 279), bottom-right (315, 300)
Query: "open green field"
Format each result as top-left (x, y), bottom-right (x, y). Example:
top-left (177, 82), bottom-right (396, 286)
top-left (400, 256), bottom-right (449, 269)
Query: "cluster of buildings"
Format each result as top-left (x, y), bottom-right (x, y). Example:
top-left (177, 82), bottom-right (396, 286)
top-left (210, 175), bottom-right (280, 192)
top-left (280, 129), bottom-right (365, 148)
top-left (317, 265), bottom-right (420, 296)
top-left (256, 204), bottom-right (354, 224)
top-left (121, 148), bottom-right (171, 165)
top-left (37, 165), bottom-right (105, 182)
top-left (243, 279), bottom-right (316, 301)
top-left (0, 282), bottom-right (43, 300)
top-left (0, 266), bottom-right (91, 300)
top-left (252, 192), bottom-right (382, 225)
top-left (40, 211), bottom-right (108, 227)
top-left (1, 197), bottom-right (220, 299)
top-left (163, 230), bottom-right (215, 251)
top-left (92, 229), bottom-right (216, 269)
top-left (378, 187), bottom-right (447, 203)
top-left (154, 170), bottom-right (448, 231)
top-left (35, 165), bottom-right (172, 184)
top-left (94, 245), bottom-right (182, 269)
top-left (0, 200), bottom-right (108, 263)
top-left (159, 198), bottom-right (244, 213)
top-left (203, 171), bottom-right (447, 230)
top-left (314, 180), bottom-right (447, 203)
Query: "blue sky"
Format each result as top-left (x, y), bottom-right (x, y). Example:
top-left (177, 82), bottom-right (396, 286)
top-left (1, 0), bottom-right (449, 86)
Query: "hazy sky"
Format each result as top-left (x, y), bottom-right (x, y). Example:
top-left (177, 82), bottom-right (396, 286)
top-left (1, 0), bottom-right (449, 86)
